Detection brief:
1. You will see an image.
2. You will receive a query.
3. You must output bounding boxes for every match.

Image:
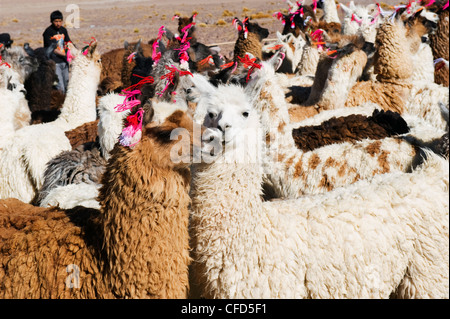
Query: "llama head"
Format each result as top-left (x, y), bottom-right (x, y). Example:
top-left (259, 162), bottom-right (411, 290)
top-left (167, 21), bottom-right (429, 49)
top-left (0, 45), bottom-right (38, 82)
top-left (67, 40), bottom-right (101, 76)
top-left (143, 101), bottom-right (204, 168)
top-left (175, 14), bottom-right (197, 40)
top-left (340, 2), bottom-right (380, 43)
top-left (402, 8), bottom-right (440, 38)
top-left (399, 1), bottom-right (440, 29)
top-left (279, 3), bottom-right (317, 37)
top-left (195, 82), bottom-right (263, 164)
top-left (263, 31), bottom-right (305, 73)
top-left (233, 17), bottom-right (269, 41)
top-left (246, 50), bottom-right (285, 97)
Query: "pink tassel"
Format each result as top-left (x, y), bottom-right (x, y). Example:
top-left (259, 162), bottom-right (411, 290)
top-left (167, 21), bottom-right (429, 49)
top-left (175, 42), bottom-right (191, 63)
top-left (115, 89), bottom-right (142, 112)
top-left (119, 108), bottom-right (144, 147)
top-left (443, 1), bottom-right (449, 10)
top-left (152, 40), bottom-right (161, 65)
top-left (313, 0), bottom-right (317, 13)
top-left (66, 48), bottom-right (73, 63)
top-left (127, 52), bottom-right (137, 64)
top-left (425, 0), bottom-right (435, 7)
top-left (157, 25), bottom-right (166, 40)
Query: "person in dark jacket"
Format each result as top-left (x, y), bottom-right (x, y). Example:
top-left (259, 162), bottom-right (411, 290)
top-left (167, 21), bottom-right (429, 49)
top-left (43, 10), bottom-right (72, 93)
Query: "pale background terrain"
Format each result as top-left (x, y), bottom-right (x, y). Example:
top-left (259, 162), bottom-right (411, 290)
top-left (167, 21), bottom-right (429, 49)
top-left (1, 0), bottom-right (401, 58)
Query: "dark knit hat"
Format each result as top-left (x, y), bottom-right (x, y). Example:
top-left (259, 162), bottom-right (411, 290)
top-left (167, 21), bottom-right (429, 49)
top-left (0, 33), bottom-right (13, 48)
top-left (50, 10), bottom-right (63, 22)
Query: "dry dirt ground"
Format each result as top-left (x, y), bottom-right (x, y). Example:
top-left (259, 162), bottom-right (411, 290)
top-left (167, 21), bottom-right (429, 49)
top-left (1, 0), bottom-right (401, 58)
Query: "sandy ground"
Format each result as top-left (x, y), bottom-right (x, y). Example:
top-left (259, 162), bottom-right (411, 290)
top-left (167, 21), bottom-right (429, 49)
top-left (1, 0), bottom-right (400, 57)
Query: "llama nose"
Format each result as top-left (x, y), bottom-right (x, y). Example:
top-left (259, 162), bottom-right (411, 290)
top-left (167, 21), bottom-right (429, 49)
top-left (218, 123), bottom-right (231, 133)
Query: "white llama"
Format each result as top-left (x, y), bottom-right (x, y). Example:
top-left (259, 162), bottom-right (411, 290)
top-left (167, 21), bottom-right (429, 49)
top-left (0, 41), bottom-right (101, 203)
top-left (189, 82), bottom-right (449, 299)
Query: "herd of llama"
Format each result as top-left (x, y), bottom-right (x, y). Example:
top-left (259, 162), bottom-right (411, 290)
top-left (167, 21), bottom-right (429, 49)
top-left (0, 0), bottom-right (448, 299)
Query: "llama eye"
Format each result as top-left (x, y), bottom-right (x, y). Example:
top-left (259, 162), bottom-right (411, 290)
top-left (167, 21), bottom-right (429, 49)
top-left (242, 112), bottom-right (249, 118)
top-left (208, 112), bottom-right (216, 119)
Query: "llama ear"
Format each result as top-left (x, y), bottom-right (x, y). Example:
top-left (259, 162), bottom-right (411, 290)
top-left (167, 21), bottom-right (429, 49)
top-left (284, 33), bottom-right (294, 42)
top-left (276, 31), bottom-right (283, 41)
top-left (232, 17), bottom-right (243, 32)
top-left (164, 28), bottom-right (176, 40)
top-left (67, 42), bottom-right (79, 56)
top-left (349, 1), bottom-right (357, 11)
top-left (208, 46), bottom-right (221, 55)
top-left (340, 3), bottom-right (352, 16)
top-left (191, 73), bottom-right (216, 97)
top-left (124, 40), bottom-right (129, 49)
top-left (88, 40), bottom-right (98, 57)
top-left (304, 32), bottom-right (312, 45)
top-left (23, 43), bottom-right (36, 57)
top-left (269, 49), bottom-right (286, 71)
top-left (134, 39), bottom-right (142, 53)
top-left (420, 10), bottom-right (439, 24)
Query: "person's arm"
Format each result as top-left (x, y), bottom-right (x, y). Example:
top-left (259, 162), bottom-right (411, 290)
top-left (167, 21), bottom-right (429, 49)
top-left (64, 28), bottom-right (72, 44)
top-left (43, 29), bottom-right (52, 48)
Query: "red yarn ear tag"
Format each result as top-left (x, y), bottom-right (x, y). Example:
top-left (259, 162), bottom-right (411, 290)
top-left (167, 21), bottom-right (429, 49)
top-left (273, 12), bottom-right (286, 25)
top-left (0, 55), bottom-right (11, 68)
top-left (237, 54), bottom-right (262, 82)
top-left (157, 65), bottom-right (193, 98)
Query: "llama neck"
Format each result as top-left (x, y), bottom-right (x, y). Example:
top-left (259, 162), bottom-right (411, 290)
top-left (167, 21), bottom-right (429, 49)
top-left (249, 71), bottom-right (291, 130)
top-left (248, 71), bottom-right (300, 152)
top-left (99, 141), bottom-right (190, 298)
top-left (191, 158), bottom-right (264, 246)
top-left (323, 0), bottom-right (340, 23)
top-left (304, 56), bottom-right (334, 105)
top-left (317, 50), bottom-right (367, 110)
top-left (54, 59), bottom-right (99, 131)
top-left (234, 32), bottom-right (263, 61)
top-left (374, 23), bottom-right (413, 83)
top-left (298, 45), bottom-right (320, 76)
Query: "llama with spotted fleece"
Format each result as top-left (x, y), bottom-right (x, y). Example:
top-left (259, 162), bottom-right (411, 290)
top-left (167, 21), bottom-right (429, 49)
top-left (189, 82), bottom-right (449, 299)
top-left (190, 51), bottom-right (447, 202)
top-left (0, 41), bottom-right (101, 203)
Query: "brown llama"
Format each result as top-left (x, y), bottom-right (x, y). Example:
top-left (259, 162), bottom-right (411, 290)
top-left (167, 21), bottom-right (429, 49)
top-left (0, 105), bottom-right (202, 298)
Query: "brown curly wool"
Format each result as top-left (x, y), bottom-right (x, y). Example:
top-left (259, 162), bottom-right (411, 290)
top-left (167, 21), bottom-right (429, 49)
top-left (64, 120), bottom-right (99, 149)
top-left (292, 109), bottom-right (410, 152)
top-left (0, 110), bottom-right (195, 299)
top-left (344, 21), bottom-right (413, 114)
top-left (430, 10), bottom-right (449, 86)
